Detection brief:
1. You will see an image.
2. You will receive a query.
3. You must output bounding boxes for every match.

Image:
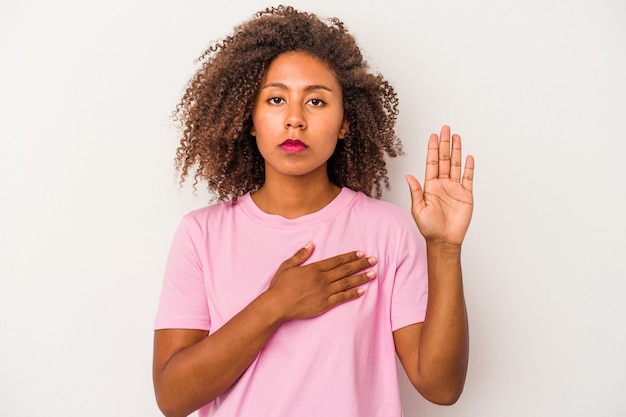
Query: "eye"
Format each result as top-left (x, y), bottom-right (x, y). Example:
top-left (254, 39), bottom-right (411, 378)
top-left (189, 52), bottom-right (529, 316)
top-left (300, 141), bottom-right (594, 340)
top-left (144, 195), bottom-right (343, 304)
top-left (268, 97), bottom-right (284, 105)
top-left (307, 98), bottom-right (325, 107)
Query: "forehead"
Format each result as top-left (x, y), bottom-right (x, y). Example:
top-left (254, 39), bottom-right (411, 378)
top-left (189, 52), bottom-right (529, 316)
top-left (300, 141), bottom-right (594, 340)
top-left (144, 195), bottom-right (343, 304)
top-left (262, 51), bottom-right (340, 87)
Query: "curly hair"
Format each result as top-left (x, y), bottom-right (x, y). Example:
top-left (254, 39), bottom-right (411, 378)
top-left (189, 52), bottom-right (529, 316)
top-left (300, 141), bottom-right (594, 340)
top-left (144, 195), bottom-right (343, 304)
top-left (174, 5), bottom-right (402, 201)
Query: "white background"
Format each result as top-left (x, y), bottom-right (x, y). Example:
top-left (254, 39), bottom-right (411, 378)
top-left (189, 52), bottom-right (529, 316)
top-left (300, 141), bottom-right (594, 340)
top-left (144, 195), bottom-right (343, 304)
top-left (1, 0), bottom-right (625, 416)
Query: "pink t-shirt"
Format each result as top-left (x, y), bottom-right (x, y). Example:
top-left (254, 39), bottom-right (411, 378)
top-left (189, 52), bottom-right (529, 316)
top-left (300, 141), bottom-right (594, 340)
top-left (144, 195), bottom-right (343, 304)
top-left (155, 188), bottom-right (428, 417)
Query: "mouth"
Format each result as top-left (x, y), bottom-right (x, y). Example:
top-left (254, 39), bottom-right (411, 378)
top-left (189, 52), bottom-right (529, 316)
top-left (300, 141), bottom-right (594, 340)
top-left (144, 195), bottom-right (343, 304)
top-left (279, 139), bottom-right (308, 154)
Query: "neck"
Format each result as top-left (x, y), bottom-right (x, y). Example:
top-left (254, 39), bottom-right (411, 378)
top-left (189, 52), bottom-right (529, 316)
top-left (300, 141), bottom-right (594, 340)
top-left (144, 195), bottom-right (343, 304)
top-left (251, 175), bottom-right (341, 219)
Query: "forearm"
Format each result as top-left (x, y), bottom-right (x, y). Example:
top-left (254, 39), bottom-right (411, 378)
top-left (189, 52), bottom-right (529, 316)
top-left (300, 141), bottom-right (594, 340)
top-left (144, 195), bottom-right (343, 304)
top-left (154, 291), bottom-right (284, 417)
top-left (401, 124), bottom-right (473, 403)
top-left (418, 242), bottom-right (469, 403)
top-left (154, 245), bottom-right (375, 416)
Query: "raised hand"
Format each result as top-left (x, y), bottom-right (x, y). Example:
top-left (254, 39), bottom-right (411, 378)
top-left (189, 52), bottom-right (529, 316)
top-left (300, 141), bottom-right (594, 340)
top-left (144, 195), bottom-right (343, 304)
top-left (266, 242), bottom-right (377, 321)
top-left (405, 125), bottom-right (474, 246)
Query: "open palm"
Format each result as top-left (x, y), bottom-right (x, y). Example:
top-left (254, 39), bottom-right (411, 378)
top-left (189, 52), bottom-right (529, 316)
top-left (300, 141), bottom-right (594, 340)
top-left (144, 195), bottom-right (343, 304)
top-left (406, 126), bottom-right (474, 246)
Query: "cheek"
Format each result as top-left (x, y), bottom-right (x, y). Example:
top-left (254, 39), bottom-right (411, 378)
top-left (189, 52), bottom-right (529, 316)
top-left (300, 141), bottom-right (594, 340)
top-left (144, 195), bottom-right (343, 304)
top-left (250, 112), bottom-right (274, 135)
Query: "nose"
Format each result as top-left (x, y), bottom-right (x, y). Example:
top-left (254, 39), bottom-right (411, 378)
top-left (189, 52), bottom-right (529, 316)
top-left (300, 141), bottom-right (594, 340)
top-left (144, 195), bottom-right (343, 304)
top-left (285, 104), bottom-right (307, 130)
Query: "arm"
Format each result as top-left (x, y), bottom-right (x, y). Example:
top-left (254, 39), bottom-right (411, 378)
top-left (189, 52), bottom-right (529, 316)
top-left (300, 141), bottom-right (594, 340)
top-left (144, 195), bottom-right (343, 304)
top-left (153, 243), bottom-right (377, 417)
top-left (395, 125), bottom-right (474, 405)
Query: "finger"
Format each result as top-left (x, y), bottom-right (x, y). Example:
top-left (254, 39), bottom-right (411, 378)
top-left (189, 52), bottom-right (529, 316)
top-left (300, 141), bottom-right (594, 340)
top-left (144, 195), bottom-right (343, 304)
top-left (313, 250), bottom-right (367, 272)
top-left (462, 155), bottom-right (475, 193)
top-left (326, 287), bottom-right (366, 308)
top-left (326, 255), bottom-right (377, 282)
top-left (424, 133), bottom-right (439, 181)
top-left (282, 241), bottom-right (314, 268)
top-left (438, 125), bottom-right (452, 180)
top-left (405, 175), bottom-right (425, 212)
top-left (450, 134), bottom-right (463, 183)
top-left (330, 269), bottom-right (376, 294)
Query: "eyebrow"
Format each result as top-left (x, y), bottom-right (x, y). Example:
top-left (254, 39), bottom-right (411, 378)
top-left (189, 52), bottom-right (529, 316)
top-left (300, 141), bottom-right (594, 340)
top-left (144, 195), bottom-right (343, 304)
top-left (260, 82), bottom-right (334, 93)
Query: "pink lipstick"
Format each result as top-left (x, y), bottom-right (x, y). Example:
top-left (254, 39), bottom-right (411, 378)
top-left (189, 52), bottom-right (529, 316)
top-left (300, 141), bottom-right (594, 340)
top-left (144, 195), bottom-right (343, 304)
top-left (280, 139), bottom-right (308, 154)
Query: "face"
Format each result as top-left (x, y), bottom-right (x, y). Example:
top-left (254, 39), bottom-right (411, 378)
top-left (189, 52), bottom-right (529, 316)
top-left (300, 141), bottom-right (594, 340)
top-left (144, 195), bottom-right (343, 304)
top-left (251, 51), bottom-right (349, 183)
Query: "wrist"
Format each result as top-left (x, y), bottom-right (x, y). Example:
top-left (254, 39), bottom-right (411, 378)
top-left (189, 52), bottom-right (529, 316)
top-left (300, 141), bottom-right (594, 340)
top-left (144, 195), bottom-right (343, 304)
top-left (255, 289), bottom-right (288, 327)
top-left (426, 240), bottom-right (462, 256)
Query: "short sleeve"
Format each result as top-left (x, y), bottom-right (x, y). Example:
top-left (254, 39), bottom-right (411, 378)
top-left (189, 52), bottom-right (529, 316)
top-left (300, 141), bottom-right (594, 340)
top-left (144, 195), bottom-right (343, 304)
top-left (390, 213), bottom-right (429, 331)
top-left (154, 215), bottom-right (211, 331)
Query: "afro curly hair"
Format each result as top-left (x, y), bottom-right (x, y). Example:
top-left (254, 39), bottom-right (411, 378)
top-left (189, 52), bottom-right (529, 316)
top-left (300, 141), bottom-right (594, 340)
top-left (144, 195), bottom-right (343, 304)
top-left (174, 5), bottom-right (402, 202)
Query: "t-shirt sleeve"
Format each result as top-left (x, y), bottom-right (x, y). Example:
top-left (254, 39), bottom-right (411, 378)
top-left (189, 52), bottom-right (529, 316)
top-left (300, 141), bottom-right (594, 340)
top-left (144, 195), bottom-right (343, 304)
top-left (154, 214), bottom-right (211, 331)
top-left (390, 213), bottom-right (429, 331)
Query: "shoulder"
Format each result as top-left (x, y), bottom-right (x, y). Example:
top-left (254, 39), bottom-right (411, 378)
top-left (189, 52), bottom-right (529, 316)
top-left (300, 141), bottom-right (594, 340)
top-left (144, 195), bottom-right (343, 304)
top-left (175, 198), bottom-right (244, 238)
top-left (182, 195), bottom-right (246, 222)
top-left (348, 189), bottom-right (411, 224)
top-left (345, 189), bottom-right (425, 265)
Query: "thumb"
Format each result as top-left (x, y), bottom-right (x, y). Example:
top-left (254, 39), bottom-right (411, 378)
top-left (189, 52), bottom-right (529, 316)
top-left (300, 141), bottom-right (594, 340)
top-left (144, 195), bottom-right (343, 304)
top-left (285, 241), bottom-right (314, 267)
top-left (405, 175), bottom-right (424, 207)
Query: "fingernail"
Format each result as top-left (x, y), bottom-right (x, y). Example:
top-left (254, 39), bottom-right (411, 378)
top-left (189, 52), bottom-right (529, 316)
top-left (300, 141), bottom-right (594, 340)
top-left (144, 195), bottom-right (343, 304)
top-left (357, 288), bottom-right (365, 295)
top-left (304, 241), bottom-right (312, 249)
top-left (356, 250), bottom-right (365, 258)
top-left (368, 256), bottom-right (377, 265)
top-left (366, 270), bottom-right (376, 278)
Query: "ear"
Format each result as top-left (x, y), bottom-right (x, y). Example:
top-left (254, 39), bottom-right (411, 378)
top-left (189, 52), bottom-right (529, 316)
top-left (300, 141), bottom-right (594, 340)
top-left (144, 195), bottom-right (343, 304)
top-left (338, 119), bottom-right (350, 139)
top-left (250, 125), bottom-right (256, 136)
